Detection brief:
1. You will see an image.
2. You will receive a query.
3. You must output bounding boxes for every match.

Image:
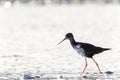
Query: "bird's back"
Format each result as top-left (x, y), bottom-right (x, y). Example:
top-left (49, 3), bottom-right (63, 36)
top-left (79, 42), bottom-right (110, 58)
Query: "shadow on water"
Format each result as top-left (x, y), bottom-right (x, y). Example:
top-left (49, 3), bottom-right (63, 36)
top-left (0, 71), bottom-right (120, 80)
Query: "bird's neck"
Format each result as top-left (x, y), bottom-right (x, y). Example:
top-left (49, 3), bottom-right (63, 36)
top-left (69, 38), bottom-right (76, 47)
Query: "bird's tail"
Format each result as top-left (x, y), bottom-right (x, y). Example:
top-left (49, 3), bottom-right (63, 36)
top-left (103, 48), bottom-right (111, 51)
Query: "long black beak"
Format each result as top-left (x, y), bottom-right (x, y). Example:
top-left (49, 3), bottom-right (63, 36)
top-left (58, 38), bottom-right (66, 45)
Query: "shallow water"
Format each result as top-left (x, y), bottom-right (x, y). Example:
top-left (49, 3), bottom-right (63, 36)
top-left (0, 5), bottom-right (120, 79)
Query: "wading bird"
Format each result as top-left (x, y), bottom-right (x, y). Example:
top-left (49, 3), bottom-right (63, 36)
top-left (58, 33), bottom-right (110, 73)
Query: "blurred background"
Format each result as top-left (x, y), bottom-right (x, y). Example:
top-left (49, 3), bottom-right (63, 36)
top-left (0, 0), bottom-right (120, 8)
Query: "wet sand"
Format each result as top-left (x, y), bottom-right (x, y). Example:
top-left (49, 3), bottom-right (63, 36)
top-left (0, 71), bottom-right (120, 80)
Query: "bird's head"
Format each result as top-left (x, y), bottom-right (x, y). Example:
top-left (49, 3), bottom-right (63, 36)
top-left (58, 33), bottom-right (73, 45)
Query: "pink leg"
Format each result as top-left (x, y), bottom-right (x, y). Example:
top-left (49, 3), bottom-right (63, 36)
top-left (92, 57), bottom-right (101, 73)
top-left (82, 57), bottom-right (87, 73)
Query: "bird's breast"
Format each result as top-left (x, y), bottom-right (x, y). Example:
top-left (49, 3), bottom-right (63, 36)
top-left (73, 44), bottom-right (85, 56)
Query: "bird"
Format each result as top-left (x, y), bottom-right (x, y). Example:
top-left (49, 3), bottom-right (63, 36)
top-left (58, 33), bottom-right (110, 73)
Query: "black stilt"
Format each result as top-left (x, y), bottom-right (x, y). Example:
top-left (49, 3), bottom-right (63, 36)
top-left (58, 33), bottom-right (111, 73)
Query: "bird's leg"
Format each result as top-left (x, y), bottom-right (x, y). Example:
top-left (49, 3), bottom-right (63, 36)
top-left (82, 57), bottom-right (87, 73)
top-left (92, 57), bottom-right (101, 73)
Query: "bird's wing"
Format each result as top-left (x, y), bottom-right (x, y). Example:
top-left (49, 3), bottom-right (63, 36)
top-left (80, 42), bottom-right (103, 53)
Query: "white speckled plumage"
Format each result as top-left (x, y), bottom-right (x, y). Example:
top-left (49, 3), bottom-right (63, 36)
top-left (73, 44), bottom-right (85, 56)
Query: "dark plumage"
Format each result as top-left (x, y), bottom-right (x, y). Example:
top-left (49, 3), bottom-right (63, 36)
top-left (58, 33), bottom-right (111, 73)
top-left (80, 42), bottom-right (110, 58)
